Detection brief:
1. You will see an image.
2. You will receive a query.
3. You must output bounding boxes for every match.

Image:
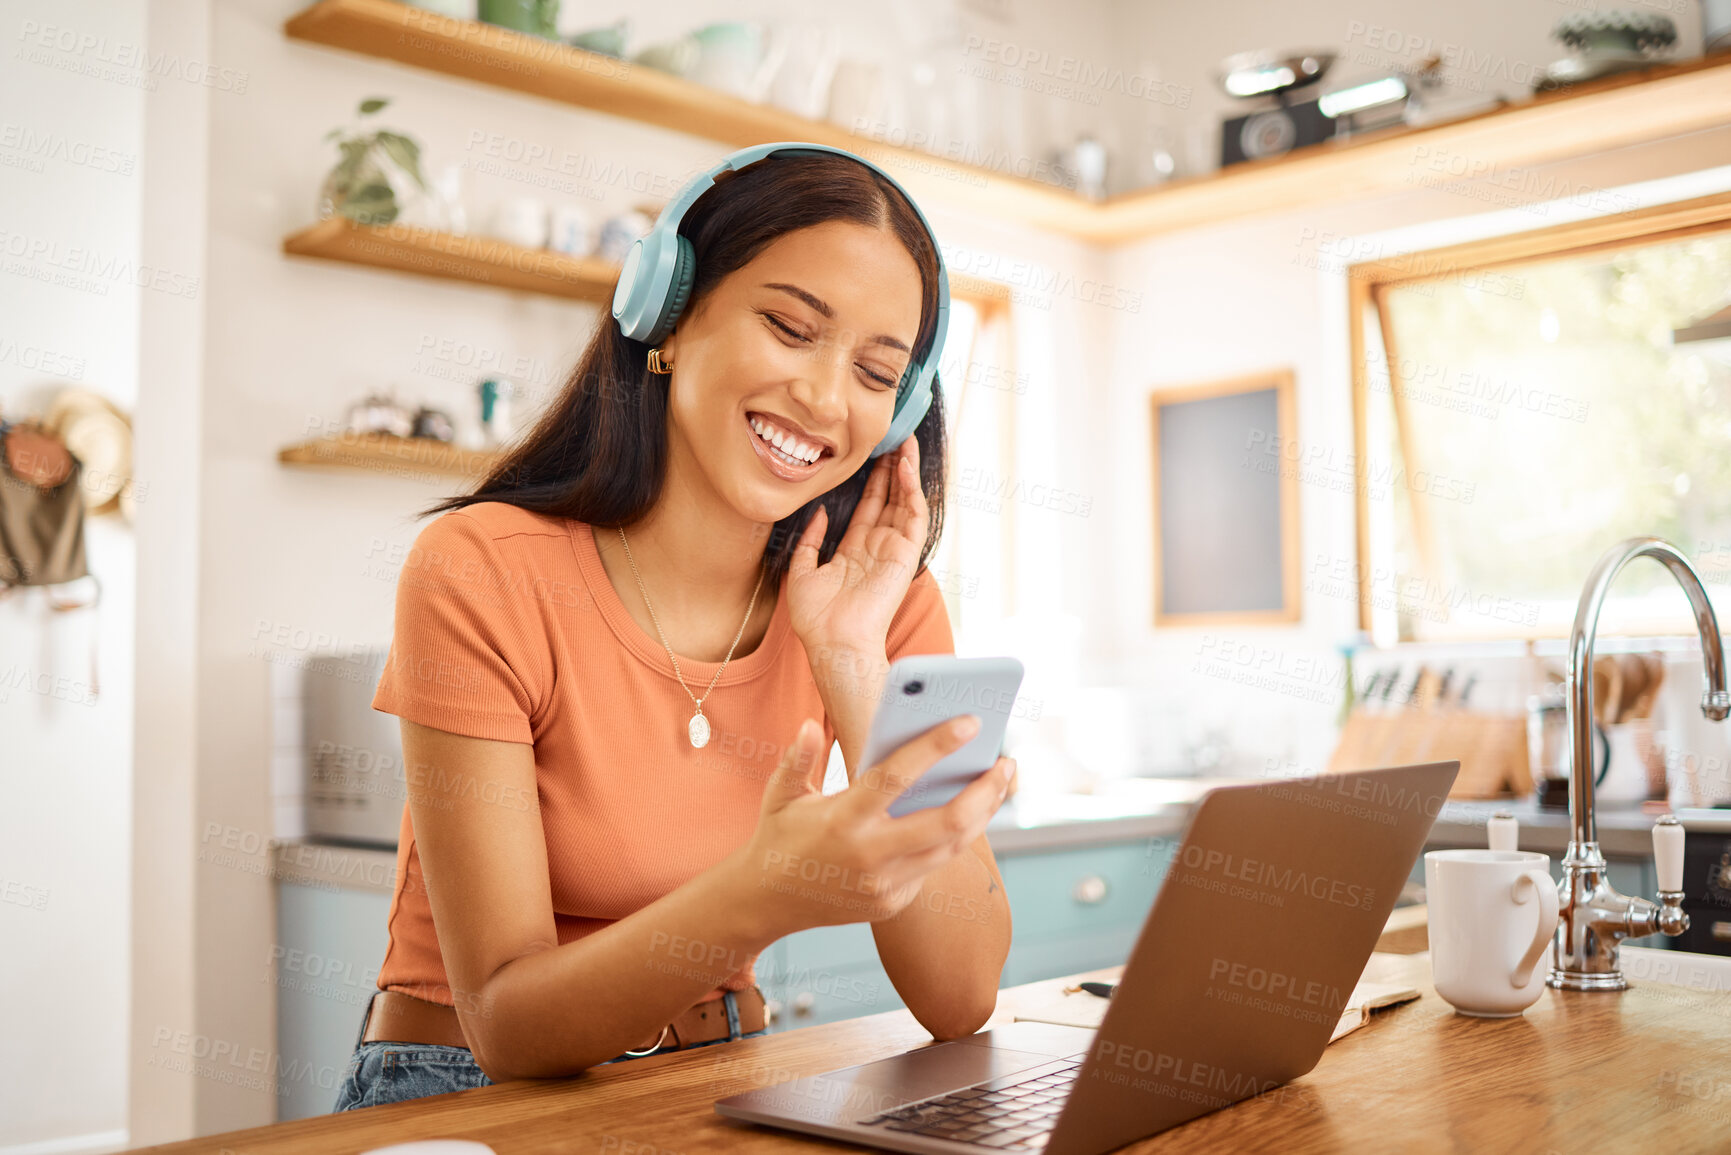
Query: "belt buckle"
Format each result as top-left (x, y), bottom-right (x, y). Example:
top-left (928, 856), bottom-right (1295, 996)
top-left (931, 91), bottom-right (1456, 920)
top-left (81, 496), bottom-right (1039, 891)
top-left (622, 1023), bottom-right (672, 1058)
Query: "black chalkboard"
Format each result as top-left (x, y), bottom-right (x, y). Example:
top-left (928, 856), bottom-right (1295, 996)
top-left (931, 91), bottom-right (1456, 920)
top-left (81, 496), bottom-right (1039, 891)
top-left (1150, 371), bottom-right (1299, 624)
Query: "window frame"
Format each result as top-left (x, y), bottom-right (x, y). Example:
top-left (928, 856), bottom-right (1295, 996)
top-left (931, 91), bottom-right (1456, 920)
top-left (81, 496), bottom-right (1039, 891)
top-left (1347, 187), bottom-right (1731, 637)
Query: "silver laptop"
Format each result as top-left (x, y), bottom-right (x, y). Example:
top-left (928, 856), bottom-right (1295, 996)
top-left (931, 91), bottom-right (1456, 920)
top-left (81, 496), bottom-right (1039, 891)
top-left (716, 761), bottom-right (1458, 1154)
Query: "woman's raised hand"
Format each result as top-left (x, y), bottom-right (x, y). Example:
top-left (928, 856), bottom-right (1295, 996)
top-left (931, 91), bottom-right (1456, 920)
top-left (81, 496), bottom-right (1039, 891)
top-left (787, 436), bottom-right (929, 652)
top-left (727, 713), bottom-right (1011, 940)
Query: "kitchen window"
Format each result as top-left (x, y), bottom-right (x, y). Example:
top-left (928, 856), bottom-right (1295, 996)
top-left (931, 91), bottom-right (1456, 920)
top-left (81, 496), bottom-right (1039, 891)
top-left (1351, 190), bottom-right (1731, 643)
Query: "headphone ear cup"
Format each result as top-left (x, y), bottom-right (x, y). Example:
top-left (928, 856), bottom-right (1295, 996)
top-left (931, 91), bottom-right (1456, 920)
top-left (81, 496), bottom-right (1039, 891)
top-left (648, 234), bottom-right (696, 345)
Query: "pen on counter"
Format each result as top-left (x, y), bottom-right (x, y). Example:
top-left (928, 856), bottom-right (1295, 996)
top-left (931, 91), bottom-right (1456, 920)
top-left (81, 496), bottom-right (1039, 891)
top-left (1079, 982), bottom-right (1114, 999)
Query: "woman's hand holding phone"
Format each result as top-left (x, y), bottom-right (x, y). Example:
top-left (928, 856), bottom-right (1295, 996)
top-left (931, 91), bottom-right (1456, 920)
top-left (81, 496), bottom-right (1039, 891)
top-left (727, 712), bottom-right (1013, 941)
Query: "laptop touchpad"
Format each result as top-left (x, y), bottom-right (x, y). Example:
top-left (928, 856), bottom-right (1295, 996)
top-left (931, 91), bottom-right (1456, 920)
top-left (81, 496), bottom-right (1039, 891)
top-left (780, 1043), bottom-right (1063, 1124)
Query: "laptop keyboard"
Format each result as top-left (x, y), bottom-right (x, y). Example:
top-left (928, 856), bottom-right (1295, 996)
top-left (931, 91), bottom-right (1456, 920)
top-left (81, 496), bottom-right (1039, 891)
top-left (858, 1061), bottom-right (1079, 1149)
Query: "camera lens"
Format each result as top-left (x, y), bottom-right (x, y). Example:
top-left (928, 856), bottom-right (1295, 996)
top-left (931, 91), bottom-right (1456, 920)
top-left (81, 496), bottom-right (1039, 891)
top-left (902, 679), bottom-right (925, 695)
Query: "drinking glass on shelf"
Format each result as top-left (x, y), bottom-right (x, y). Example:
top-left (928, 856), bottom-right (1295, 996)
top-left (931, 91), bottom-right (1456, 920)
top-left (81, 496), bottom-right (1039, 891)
top-left (765, 24), bottom-right (841, 120)
top-left (829, 58), bottom-right (892, 139)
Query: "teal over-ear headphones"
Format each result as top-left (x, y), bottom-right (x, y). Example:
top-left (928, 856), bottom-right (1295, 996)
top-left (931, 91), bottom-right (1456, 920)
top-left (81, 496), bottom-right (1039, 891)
top-left (610, 142), bottom-right (949, 459)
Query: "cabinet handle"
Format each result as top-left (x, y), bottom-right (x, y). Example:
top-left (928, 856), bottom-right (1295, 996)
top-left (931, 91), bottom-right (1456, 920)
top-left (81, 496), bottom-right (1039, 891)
top-left (1072, 875), bottom-right (1109, 905)
top-left (792, 991), bottom-right (816, 1016)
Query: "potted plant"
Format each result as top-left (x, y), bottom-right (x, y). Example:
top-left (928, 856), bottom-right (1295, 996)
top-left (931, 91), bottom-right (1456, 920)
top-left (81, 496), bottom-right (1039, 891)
top-left (478, 0), bottom-right (559, 39)
top-left (316, 97), bottom-right (428, 227)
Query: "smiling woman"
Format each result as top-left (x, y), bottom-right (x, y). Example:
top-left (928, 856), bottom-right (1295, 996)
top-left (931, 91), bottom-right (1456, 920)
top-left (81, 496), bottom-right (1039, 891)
top-left (332, 145), bottom-right (1015, 1112)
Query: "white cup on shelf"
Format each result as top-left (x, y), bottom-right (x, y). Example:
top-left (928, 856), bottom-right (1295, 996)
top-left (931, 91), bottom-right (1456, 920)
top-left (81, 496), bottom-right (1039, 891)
top-left (547, 203), bottom-right (595, 257)
top-left (1425, 849), bottom-right (1559, 1017)
top-left (490, 196), bottom-right (549, 249)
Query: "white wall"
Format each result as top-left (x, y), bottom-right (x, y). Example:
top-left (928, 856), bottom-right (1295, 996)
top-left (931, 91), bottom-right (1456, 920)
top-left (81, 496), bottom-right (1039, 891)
top-left (12, 0), bottom-right (1731, 1146)
top-left (1101, 0), bottom-right (1707, 182)
top-left (1094, 96), bottom-right (1731, 779)
top-left (121, 0), bottom-right (1122, 1140)
top-left (0, 0), bottom-right (144, 1150)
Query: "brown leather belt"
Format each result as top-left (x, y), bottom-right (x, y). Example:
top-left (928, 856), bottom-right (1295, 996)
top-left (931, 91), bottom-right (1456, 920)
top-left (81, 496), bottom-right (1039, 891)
top-left (361, 986), bottom-right (767, 1057)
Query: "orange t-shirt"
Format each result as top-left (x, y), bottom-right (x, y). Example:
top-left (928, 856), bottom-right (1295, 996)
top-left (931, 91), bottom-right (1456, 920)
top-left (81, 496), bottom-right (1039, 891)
top-left (369, 501), bottom-right (955, 1008)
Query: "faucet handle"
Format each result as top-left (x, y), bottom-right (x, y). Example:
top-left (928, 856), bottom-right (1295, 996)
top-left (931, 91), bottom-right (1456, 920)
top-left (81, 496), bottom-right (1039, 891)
top-left (1654, 815), bottom-right (1684, 894)
top-left (1488, 811), bottom-right (1518, 852)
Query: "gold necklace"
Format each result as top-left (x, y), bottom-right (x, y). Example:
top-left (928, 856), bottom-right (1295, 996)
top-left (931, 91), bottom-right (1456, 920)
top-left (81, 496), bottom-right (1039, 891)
top-left (617, 525), bottom-right (767, 749)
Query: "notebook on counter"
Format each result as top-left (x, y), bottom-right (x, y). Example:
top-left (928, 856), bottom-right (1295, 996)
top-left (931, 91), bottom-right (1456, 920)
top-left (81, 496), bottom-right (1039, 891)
top-left (1010, 958), bottom-right (1423, 1045)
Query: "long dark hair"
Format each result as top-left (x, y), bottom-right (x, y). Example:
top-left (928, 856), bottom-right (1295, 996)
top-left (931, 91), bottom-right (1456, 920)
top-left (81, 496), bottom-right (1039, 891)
top-left (423, 151), bottom-right (948, 588)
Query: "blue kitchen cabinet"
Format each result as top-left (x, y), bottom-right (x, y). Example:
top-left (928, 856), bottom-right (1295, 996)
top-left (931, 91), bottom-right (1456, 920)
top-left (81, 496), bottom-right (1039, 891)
top-left (761, 837), bottom-right (1173, 1032)
top-left (274, 881), bottom-right (392, 1121)
top-left (272, 836), bottom-right (1179, 1103)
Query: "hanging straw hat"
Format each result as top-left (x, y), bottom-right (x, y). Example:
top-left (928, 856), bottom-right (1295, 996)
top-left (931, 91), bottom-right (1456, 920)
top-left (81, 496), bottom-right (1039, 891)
top-left (45, 387), bottom-right (133, 514)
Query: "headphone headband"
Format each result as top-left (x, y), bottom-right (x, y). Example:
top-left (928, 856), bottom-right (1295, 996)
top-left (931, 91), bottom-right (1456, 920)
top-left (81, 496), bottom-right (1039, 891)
top-left (610, 142), bottom-right (948, 459)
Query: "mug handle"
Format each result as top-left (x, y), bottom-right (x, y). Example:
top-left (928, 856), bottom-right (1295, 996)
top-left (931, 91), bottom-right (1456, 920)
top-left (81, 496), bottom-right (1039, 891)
top-left (1509, 869), bottom-right (1560, 988)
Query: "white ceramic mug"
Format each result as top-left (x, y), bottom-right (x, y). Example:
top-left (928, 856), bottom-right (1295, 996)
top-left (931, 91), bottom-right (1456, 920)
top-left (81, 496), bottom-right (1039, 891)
top-left (547, 203), bottom-right (594, 257)
top-left (1425, 849), bottom-right (1560, 1017)
top-left (491, 197), bottom-right (548, 249)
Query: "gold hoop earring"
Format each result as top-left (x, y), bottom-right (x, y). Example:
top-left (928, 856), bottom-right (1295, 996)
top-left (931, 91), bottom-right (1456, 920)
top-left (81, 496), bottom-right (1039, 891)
top-left (646, 346), bottom-right (673, 375)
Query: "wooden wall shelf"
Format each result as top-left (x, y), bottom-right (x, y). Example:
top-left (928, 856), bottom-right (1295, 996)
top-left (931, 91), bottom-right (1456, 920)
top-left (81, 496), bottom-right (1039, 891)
top-left (283, 0), bottom-right (1088, 240)
top-left (282, 216), bottom-right (618, 301)
top-left (278, 433), bottom-right (501, 480)
top-left (285, 0), bottom-right (1731, 244)
top-left (283, 215), bottom-right (1010, 307)
top-left (1100, 53), bottom-right (1731, 242)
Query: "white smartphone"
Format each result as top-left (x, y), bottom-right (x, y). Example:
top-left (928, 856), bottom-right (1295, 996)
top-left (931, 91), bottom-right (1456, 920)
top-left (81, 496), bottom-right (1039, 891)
top-left (859, 655), bottom-right (1026, 818)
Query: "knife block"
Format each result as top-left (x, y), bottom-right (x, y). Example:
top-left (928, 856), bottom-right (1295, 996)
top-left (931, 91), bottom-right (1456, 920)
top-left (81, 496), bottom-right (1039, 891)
top-left (1327, 703), bottom-right (1531, 799)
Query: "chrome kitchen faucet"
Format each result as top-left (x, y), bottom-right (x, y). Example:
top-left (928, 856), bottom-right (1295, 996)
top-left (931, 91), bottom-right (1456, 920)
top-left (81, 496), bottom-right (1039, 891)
top-left (1551, 537), bottom-right (1730, 990)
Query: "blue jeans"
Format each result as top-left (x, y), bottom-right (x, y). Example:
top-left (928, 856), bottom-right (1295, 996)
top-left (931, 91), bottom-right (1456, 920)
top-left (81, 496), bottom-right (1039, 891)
top-left (330, 989), bottom-right (769, 1112)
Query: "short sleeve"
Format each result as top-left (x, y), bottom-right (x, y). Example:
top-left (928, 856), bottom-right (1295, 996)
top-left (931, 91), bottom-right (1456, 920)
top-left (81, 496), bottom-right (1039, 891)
top-left (886, 564), bottom-right (955, 662)
top-left (371, 510), bottom-right (548, 744)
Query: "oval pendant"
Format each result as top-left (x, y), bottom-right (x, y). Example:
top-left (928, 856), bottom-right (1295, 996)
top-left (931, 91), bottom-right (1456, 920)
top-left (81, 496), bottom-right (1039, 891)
top-left (688, 711), bottom-right (711, 749)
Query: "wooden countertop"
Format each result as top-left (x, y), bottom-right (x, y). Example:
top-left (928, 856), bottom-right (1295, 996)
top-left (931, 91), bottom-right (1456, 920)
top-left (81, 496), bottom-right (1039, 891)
top-left (134, 948), bottom-right (1731, 1154)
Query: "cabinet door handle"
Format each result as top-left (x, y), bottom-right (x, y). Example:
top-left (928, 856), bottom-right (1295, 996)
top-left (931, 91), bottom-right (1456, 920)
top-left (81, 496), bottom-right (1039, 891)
top-left (1072, 875), bottom-right (1109, 905)
top-left (792, 991), bottom-right (816, 1016)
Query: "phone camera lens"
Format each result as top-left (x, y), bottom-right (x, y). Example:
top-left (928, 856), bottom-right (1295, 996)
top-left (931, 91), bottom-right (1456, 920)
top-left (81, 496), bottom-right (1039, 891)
top-left (902, 679), bottom-right (925, 696)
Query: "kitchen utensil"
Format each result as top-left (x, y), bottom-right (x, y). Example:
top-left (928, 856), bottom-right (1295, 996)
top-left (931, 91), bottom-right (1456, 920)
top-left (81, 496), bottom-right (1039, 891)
top-left (403, 0), bottom-right (476, 17)
top-left (689, 22), bottom-right (780, 101)
top-left (1629, 653), bottom-right (1665, 720)
top-left (1215, 49), bottom-right (1335, 100)
top-left (1592, 654), bottom-right (1624, 724)
top-left (1600, 717), bottom-right (1668, 803)
top-left (422, 163), bottom-right (467, 236)
top-left (1214, 48), bottom-right (1336, 165)
top-left (477, 0), bottom-right (558, 39)
top-left (1529, 683), bottom-right (1610, 808)
top-left (900, 55), bottom-right (953, 156)
top-left (411, 407), bottom-right (455, 442)
top-left (568, 20), bottom-right (627, 58)
top-left (1537, 11), bottom-right (1677, 90)
top-left (345, 393), bottom-right (415, 439)
top-left (478, 378), bottom-right (515, 446)
top-left (826, 58), bottom-right (890, 134)
top-left (490, 196), bottom-right (548, 249)
top-left (632, 35), bottom-right (700, 78)
top-left (596, 209), bottom-right (651, 264)
top-left (547, 202), bottom-right (595, 256)
top-left (1710, 0), bottom-right (1731, 52)
top-left (1330, 663), bottom-right (1528, 799)
top-left (1425, 849), bottom-right (1559, 1016)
